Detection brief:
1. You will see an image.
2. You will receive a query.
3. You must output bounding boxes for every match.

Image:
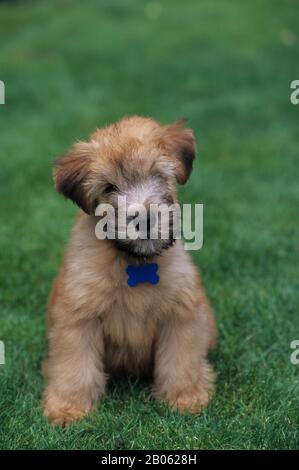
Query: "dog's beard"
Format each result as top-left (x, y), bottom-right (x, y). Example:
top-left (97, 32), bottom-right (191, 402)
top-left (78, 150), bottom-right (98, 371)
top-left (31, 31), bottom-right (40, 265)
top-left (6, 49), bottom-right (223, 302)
top-left (112, 236), bottom-right (175, 259)
top-left (99, 193), bottom-right (179, 259)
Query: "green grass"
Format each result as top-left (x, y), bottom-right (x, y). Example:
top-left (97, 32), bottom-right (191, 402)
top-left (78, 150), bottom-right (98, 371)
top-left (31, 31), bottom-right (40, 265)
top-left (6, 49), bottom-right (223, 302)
top-left (0, 0), bottom-right (299, 450)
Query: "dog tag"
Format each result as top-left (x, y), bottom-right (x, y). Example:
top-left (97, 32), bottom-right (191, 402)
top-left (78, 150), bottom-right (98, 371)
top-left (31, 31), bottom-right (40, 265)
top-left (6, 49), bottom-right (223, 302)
top-left (126, 263), bottom-right (159, 287)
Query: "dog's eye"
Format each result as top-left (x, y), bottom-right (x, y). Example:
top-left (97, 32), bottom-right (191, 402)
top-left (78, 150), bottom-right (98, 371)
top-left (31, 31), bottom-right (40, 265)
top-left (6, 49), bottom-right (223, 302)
top-left (103, 184), bottom-right (118, 194)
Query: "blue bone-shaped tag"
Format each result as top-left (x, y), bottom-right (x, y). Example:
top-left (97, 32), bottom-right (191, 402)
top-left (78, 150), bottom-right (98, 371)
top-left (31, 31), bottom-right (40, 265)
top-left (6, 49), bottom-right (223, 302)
top-left (126, 263), bottom-right (159, 287)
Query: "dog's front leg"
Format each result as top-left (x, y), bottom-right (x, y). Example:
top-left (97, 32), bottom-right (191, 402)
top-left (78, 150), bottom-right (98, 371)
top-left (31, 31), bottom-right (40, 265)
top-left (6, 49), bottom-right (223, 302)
top-left (43, 319), bottom-right (106, 426)
top-left (154, 315), bottom-right (215, 414)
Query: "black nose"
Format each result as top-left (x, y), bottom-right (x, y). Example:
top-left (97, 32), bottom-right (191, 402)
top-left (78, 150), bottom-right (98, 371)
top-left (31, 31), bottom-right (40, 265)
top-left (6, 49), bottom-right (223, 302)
top-left (136, 213), bottom-right (152, 236)
top-left (126, 213), bottom-right (156, 237)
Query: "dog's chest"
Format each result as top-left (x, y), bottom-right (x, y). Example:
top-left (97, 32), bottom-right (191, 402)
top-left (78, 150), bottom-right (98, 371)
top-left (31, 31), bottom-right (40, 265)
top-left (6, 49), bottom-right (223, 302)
top-left (100, 276), bottom-right (164, 355)
top-left (100, 283), bottom-right (159, 346)
top-left (99, 285), bottom-right (158, 376)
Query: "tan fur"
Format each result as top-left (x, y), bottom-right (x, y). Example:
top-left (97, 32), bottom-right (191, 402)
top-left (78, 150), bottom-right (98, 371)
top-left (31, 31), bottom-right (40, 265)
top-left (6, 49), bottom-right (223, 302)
top-left (43, 116), bottom-right (217, 425)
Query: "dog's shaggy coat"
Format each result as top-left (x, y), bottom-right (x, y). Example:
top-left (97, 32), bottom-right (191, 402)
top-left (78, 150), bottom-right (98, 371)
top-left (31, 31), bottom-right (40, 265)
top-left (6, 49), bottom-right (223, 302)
top-left (43, 116), bottom-right (216, 425)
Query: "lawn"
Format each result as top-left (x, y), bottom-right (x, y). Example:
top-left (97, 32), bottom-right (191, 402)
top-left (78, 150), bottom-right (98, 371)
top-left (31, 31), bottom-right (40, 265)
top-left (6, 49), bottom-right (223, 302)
top-left (0, 0), bottom-right (298, 450)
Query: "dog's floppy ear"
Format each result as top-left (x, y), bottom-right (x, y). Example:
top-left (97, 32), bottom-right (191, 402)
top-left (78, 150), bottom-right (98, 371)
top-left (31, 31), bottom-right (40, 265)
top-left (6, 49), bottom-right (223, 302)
top-left (53, 142), bottom-right (94, 214)
top-left (160, 120), bottom-right (196, 184)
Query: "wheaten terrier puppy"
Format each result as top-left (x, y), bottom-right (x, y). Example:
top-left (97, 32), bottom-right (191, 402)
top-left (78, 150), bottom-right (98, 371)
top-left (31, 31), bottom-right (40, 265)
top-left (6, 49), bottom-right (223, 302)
top-left (43, 116), bottom-right (216, 425)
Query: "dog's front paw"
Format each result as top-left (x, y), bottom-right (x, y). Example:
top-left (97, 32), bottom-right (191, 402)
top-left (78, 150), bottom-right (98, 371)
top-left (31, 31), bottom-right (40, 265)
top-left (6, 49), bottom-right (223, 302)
top-left (169, 386), bottom-right (210, 414)
top-left (43, 389), bottom-right (92, 426)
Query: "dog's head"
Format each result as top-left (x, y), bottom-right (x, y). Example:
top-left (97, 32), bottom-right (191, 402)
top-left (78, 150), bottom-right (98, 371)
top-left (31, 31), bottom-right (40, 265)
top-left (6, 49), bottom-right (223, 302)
top-left (53, 116), bottom-right (196, 259)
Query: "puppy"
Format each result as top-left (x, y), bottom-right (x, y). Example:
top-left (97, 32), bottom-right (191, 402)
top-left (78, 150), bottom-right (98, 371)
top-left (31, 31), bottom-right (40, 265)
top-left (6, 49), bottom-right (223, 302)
top-left (42, 116), bottom-right (216, 425)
